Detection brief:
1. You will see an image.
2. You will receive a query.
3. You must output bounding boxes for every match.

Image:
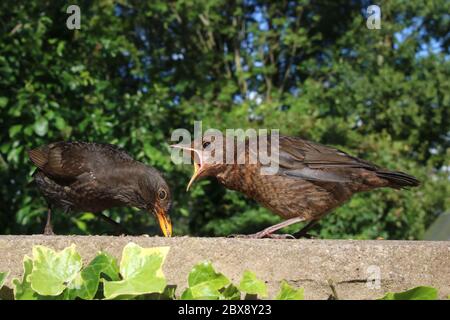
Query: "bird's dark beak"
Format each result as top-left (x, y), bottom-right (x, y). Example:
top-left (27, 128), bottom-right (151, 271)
top-left (153, 203), bottom-right (172, 237)
top-left (171, 144), bottom-right (203, 191)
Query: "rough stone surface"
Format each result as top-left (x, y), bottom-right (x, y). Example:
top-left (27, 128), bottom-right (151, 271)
top-left (0, 235), bottom-right (449, 299)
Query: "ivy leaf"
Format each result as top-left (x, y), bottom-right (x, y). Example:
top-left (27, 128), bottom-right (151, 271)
top-left (221, 284), bottom-right (241, 300)
top-left (13, 257), bottom-right (44, 300)
top-left (28, 244), bottom-right (82, 296)
top-left (180, 261), bottom-right (230, 300)
top-left (275, 281), bottom-right (304, 300)
top-left (13, 257), bottom-right (36, 300)
top-left (103, 243), bottom-right (169, 299)
top-left (181, 285), bottom-right (219, 300)
top-left (65, 252), bottom-right (120, 300)
top-left (0, 271), bottom-right (9, 289)
top-left (238, 270), bottom-right (268, 298)
top-left (379, 286), bottom-right (438, 300)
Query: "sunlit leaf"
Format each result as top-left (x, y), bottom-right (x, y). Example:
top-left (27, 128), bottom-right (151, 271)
top-left (275, 281), bottom-right (304, 300)
top-left (33, 117), bottom-right (48, 136)
top-left (180, 261), bottom-right (230, 300)
top-left (28, 244), bottom-right (82, 296)
top-left (238, 270), bottom-right (268, 297)
top-left (65, 252), bottom-right (120, 300)
top-left (103, 243), bottom-right (169, 299)
top-left (13, 257), bottom-right (40, 300)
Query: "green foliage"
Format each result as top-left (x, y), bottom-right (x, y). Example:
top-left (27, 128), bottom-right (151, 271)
top-left (379, 286), bottom-right (438, 300)
top-left (1, 244), bottom-right (446, 300)
top-left (0, 1), bottom-right (449, 239)
top-left (4, 244), bottom-right (304, 300)
top-left (103, 243), bottom-right (169, 299)
top-left (275, 281), bottom-right (304, 300)
top-left (13, 257), bottom-right (41, 300)
top-left (181, 261), bottom-right (230, 299)
top-left (28, 244), bottom-right (82, 296)
top-left (0, 271), bottom-right (8, 290)
top-left (238, 270), bottom-right (268, 298)
top-left (65, 252), bottom-right (120, 300)
top-left (11, 243), bottom-right (169, 300)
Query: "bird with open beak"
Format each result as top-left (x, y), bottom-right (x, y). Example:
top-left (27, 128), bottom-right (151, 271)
top-left (172, 132), bottom-right (419, 239)
top-left (28, 141), bottom-right (172, 237)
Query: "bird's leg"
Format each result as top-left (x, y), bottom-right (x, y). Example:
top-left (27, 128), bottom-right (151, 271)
top-left (96, 213), bottom-right (131, 235)
top-left (293, 219), bottom-right (319, 239)
top-left (43, 207), bottom-right (55, 235)
top-left (231, 217), bottom-right (306, 239)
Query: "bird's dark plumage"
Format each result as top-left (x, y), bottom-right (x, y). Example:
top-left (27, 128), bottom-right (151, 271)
top-left (28, 141), bottom-right (172, 236)
top-left (174, 134), bottom-right (419, 238)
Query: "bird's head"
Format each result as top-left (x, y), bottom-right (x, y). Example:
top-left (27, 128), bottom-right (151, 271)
top-left (135, 166), bottom-right (172, 237)
top-left (171, 132), bottom-right (231, 191)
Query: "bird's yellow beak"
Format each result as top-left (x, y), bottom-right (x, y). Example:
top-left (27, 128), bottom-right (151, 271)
top-left (154, 204), bottom-right (172, 237)
top-left (186, 161), bottom-right (203, 191)
top-left (170, 144), bottom-right (203, 191)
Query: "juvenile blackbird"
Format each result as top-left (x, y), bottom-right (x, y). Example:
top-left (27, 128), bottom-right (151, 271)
top-left (173, 133), bottom-right (420, 238)
top-left (28, 141), bottom-right (172, 237)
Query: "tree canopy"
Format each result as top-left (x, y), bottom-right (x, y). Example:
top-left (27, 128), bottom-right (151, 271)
top-left (0, 0), bottom-right (448, 239)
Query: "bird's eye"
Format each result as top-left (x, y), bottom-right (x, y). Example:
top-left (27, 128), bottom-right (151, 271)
top-left (158, 189), bottom-right (167, 200)
top-left (202, 141), bottom-right (211, 149)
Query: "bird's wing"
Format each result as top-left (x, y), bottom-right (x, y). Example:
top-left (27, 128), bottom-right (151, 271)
top-left (28, 141), bottom-right (134, 182)
top-left (271, 136), bottom-right (378, 183)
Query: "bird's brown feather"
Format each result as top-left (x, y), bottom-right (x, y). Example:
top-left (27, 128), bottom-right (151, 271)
top-left (28, 147), bottom-right (49, 169)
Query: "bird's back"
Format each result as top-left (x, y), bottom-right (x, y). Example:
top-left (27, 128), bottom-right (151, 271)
top-left (28, 141), bottom-right (135, 181)
top-left (28, 141), bottom-right (140, 212)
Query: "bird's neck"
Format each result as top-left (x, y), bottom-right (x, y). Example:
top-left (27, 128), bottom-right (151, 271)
top-left (215, 163), bottom-right (260, 197)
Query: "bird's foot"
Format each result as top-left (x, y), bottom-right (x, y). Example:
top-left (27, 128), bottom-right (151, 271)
top-left (229, 232), bottom-right (295, 239)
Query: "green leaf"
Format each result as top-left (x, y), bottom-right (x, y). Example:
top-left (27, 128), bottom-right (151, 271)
top-left (221, 284), bottom-right (241, 300)
top-left (180, 261), bottom-right (230, 300)
top-left (28, 244), bottom-right (82, 296)
top-left (238, 270), bottom-right (268, 298)
top-left (275, 281), bottom-right (304, 300)
top-left (33, 117), bottom-right (48, 136)
top-left (379, 286), bottom-right (438, 300)
top-left (0, 271), bottom-right (9, 289)
top-left (8, 124), bottom-right (22, 138)
top-left (13, 257), bottom-right (40, 300)
top-left (103, 243), bottom-right (169, 299)
top-left (0, 97), bottom-right (8, 108)
top-left (65, 252), bottom-right (120, 300)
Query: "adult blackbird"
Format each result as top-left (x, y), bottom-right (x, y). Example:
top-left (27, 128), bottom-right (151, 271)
top-left (173, 133), bottom-right (419, 238)
top-left (28, 141), bottom-right (172, 237)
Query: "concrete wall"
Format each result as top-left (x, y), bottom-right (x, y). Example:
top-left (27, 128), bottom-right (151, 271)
top-left (0, 235), bottom-right (449, 299)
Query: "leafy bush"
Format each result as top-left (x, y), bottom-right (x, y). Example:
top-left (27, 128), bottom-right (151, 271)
top-left (0, 1), bottom-right (449, 240)
top-left (0, 244), bottom-right (444, 300)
